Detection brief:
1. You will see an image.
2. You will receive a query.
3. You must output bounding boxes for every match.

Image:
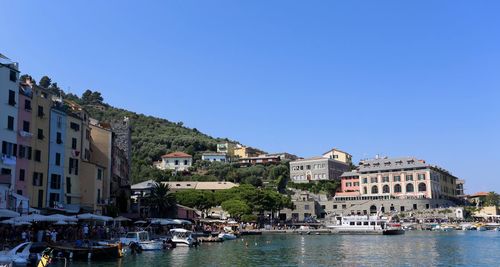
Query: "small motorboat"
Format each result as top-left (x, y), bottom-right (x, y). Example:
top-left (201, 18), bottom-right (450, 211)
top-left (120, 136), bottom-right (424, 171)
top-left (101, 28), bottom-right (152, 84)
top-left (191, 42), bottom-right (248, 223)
top-left (120, 231), bottom-right (163, 251)
top-left (218, 232), bottom-right (238, 240)
top-left (170, 228), bottom-right (196, 247)
top-left (441, 225), bottom-right (456, 232)
top-left (0, 242), bottom-right (32, 265)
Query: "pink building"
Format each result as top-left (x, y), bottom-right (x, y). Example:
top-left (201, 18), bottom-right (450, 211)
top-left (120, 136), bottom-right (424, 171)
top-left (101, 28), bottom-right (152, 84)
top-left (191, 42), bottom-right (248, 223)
top-left (15, 83), bottom-right (33, 197)
top-left (337, 171), bottom-right (360, 197)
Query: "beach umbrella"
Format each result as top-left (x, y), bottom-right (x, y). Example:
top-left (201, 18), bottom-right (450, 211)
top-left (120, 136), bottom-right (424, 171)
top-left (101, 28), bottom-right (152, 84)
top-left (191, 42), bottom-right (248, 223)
top-left (0, 209), bottom-right (20, 218)
top-left (47, 214), bottom-right (78, 222)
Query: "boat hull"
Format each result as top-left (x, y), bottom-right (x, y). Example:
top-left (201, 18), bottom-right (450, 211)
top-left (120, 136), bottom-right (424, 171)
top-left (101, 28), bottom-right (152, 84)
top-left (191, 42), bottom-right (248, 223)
top-left (50, 245), bottom-right (122, 260)
top-left (138, 241), bottom-right (163, 251)
top-left (383, 229), bottom-right (405, 235)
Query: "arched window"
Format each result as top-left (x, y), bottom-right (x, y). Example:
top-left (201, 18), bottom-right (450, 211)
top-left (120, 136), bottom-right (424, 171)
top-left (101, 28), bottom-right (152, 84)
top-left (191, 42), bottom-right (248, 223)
top-left (383, 185), bottom-right (390, 193)
top-left (406, 183), bottom-right (414, 193)
top-left (394, 184), bottom-right (401, 193)
top-left (370, 205), bottom-right (377, 214)
top-left (371, 186), bottom-right (378, 194)
top-left (418, 182), bottom-right (426, 192)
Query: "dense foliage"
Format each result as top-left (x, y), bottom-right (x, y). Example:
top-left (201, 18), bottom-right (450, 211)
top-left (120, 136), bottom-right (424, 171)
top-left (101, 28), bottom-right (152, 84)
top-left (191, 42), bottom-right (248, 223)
top-left (174, 184), bottom-right (293, 220)
top-left (288, 180), bottom-right (340, 197)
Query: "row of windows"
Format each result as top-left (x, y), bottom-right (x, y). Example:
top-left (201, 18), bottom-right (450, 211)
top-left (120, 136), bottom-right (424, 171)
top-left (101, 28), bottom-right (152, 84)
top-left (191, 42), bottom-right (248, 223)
top-left (362, 174), bottom-right (426, 184)
top-left (362, 183), bottom-right (427, 194)
top-left (345, 182), bottom-right (360, 187)
top-left (291, 163), bottom-right (326, 171)
top-left (164, 159), bottom-right (190, 165)
top-left (292, 173), bottom-right (327, 180)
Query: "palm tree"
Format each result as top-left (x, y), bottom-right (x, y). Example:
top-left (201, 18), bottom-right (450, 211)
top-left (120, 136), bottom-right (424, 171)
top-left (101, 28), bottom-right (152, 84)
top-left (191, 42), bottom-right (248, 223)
top-left (147, 182), bottom-right (176, 218)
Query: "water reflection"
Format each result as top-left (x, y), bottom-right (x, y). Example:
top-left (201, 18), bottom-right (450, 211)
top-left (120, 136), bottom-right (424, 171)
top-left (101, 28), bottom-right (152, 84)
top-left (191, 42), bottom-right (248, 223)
top-left (65, 231), bottom-right (500, 267)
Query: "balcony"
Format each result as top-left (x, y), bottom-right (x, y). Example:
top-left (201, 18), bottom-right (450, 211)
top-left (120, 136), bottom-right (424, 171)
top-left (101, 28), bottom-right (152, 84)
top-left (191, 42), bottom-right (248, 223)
top-left (1, 155), bottom-right (16, 166)
top-left (18, 130), bottom-right (33, 138)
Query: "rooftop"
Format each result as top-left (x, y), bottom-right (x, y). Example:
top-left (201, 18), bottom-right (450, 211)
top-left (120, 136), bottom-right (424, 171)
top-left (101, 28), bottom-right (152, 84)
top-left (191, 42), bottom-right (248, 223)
top-left (358, 157), bottom-right (428, 173)
top-left (292, 156), bottom-right (329, 162)
top-left (322, 148), bottom-right (352, 156)
top-left (469, 192), bottom-right (490, 198)
top-left (161, 152), bottom-right (192, 158)
top-left (340, 171), bottom-right (359, 177)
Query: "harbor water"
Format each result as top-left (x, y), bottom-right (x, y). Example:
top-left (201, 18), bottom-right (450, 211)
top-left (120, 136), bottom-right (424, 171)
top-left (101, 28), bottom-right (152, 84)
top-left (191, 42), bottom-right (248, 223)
top-left (65, 231), bottom-right (500, 266)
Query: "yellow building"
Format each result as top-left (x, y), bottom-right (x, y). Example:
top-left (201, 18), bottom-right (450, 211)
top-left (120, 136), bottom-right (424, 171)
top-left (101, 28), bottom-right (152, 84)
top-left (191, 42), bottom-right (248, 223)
top-left (79, 121), bottom-right (113, 213)
top-left (233, 146), bottom-right (264, 158)
top-left (322, 148), bottom-right (352, 165)
top-left (80, 161), bottom-right (105, 213)
top-left (28, 85), bottom-right (52, 208)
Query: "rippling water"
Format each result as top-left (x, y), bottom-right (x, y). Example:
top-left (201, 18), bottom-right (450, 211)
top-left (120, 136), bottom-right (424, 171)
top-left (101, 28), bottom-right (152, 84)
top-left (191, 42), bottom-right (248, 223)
top-left (64, 231), bottom-right (500, 266)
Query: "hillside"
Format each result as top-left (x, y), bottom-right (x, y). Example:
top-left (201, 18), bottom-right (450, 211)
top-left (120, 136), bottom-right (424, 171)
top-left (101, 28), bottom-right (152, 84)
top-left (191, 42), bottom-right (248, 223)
top-left (22, 76), bottom-right (236, 183)
top-left (84, 103), bottom-right (234, 183)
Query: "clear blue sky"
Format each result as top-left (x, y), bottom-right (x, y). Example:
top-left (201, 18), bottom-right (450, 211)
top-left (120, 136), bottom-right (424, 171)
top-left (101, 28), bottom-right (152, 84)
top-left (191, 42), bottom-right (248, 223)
top-left (2, 1), bottom-right (499, 193)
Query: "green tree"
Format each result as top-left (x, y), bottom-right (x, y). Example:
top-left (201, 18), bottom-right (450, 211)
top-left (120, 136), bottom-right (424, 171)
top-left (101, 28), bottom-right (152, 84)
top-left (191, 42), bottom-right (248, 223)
top-left (147, 183), bottom-right (176, 218)
top-left (484, 192), bottom-right (500, 207)
top-left (221, 199), bottom-right (250, 219)
top-left (175, 190), bottom-right (215, 216)
top-left (39, 76), bottom-right (52, 88)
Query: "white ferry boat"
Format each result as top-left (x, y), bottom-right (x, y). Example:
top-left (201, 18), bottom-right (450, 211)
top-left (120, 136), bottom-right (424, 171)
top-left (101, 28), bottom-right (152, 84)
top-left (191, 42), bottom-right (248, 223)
top-left (326, 215), bottom-right (404, 235)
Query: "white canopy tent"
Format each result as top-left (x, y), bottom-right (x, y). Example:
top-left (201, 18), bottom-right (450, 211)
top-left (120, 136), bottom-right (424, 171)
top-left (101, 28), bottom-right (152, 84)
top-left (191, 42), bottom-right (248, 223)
top-left (150, 218), bottom-right (192, 225)
top-left (46, 214), bottom-right (78, 222)
top-left (0, 209), bottom-right (20, 218)
top-left (77, 213), bottom-right (113, 222)
top-left (113, 216), bottom-right (131, 222)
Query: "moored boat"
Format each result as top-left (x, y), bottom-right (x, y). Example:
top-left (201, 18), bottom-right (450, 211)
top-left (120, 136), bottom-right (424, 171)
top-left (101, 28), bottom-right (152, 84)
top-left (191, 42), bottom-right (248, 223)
top-left (218, 232), bottom-right (238, 240)
top-left (0, 242), bottom-right (32, 265)
top-left (170, 228), bottom-right (197, 247)
top-left (120, 231), bottom-right (163, 251)
top-left (326, 215), bottom-right (404, 235)
top-left (49, 242), bottom-right (123, 260)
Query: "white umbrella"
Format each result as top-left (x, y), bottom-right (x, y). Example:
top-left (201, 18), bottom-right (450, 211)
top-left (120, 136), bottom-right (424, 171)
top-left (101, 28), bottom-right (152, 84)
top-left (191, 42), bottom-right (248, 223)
top-left (53, 220), bottom-right (68, 225)
top-left (151, 218), bottom-right (175, 225)
top-left (114, 216), bottom-right (131, 222)
top-left (172, 219), bottom-right (192, 225)
top-left (0, 218), bottom-right (16, 225)
top-left (14, 221), bottom-right (32, 226)
top-left (77, 213), bottom-right (113, 222)
top-left (16, 214), bottom-right (55, 222)
top-left (0, 209), bottom-right (20, 218)
top-left (134, 220), bottom-right (147, 224)
top-left (47, 214), bottom-right (78, 222)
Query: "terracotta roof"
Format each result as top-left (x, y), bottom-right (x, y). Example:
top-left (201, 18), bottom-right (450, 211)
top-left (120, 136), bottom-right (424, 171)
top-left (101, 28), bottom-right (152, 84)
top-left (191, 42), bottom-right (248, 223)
top-left (470, 192), bottom-right (489, 197)
top-left (161, 152), bottom-right (192, 158)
